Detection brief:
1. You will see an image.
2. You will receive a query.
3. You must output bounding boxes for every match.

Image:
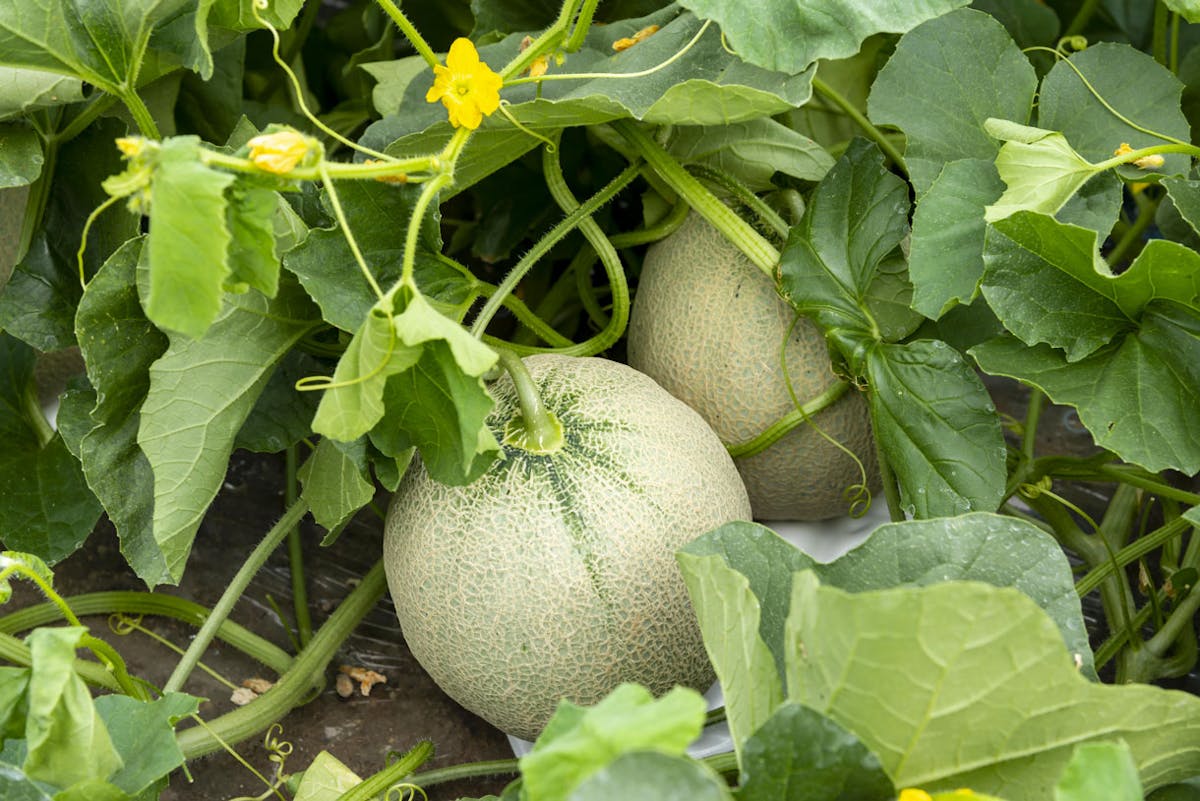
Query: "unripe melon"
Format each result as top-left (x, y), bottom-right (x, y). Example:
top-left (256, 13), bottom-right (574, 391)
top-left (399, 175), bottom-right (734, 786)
top-left (383, 354), bottom-right (751, 740)
top-left (627, 212), bottom-right (878, 520)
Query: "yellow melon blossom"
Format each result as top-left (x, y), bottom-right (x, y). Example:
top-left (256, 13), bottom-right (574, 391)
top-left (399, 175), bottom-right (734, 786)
top-left (613, 24), bottom-right (660, 52)
top-left (246, 129), bottom-right (316, 174)
top-left (426, 38), bottom-right (503, 130)
top-left (115, 136), bottom-right (147, 158)
top-left (1113, 141), bottom-right (1165, 170)
top-left (900, 791), bottom-right (934, 801)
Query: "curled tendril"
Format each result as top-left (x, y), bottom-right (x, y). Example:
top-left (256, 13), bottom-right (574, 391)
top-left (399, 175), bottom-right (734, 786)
top-left (108, 612), bottom-right (144, 636)
top-left (386, 783), bottom-right (429, 801)
top-left (1057, 34), bottom-right (1089, 54)
top-left (1017, 475), bottom-right (1054, 500)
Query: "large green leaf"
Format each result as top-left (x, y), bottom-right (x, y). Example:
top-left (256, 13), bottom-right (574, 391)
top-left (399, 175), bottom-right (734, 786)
top-left (735, 703), bottom-right (893, 801)
top-left (93, 692), bottom-right (199, 798)
top-left (970, 306), bottom-right (1200, 475)
top-left (867, 340), bottom-right (1006, 518)
top-left (0, 119), bottom-right (137, 351)
top-left (677, 0), bottom-right (969, 75)
top-left (983, 211), bottom-right (1200, 360)
top-left (311, 287), bottom-right (499, 486)
top-left (664, 118), bottom-right (835, 191)
top-left (144, 136), bottom-right (235, 339)
top-left (365, 9), bottom-right (816, 191)
top-left (0, 333), bottom-right (100, 563)
top-left (1036, 43), bottom-right (1191, 182)
top-left (0, 0), bottom-right (210, 92)
top-left (776, 138), bottom-right (911, 351)
top-left (785, 574), bottom-right (1200, 797)
top-left (1055, 742), bottom-right (1142, 801)
top-left (72, 238), bottom-right (172, 586)
top-left (0, 126), bottom-right (42, 188)
top-left (297, 437), bottom-right (375, 532)
top-left (21, 627), bottom-right (121, 787)
top-left (567, 751), bottom-right (733, 801)
top-left (867, 8), bottom-right (1036, 195)
top-left (908, 158), bottom-right (1006, 318)
top-left (0, 67), bottom-right (85, 120)
top-left (520, 684), bottom-right (708, 801)
top-left (282, 179), bottom-right (471, 333)
top-left (137, 276), bottom-right (318, 582)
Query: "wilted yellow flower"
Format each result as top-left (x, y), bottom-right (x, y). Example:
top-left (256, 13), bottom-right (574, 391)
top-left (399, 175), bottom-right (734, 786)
top-left (613, 24), bottom-right (660, 52)
top-left (425, 38), bottom-right (503, 130)
top-left (247, 130), bottom-right (313, 174)
top-left (1114, 141), bottom-right (1165, 170)
top-left (528, 55), bottom-right (549, 78)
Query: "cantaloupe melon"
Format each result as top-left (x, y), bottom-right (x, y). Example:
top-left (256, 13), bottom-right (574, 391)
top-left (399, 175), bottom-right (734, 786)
top-left (627, 212), bottom-right (878, 520)
top-left (383, 354), bottom-right (751, 740)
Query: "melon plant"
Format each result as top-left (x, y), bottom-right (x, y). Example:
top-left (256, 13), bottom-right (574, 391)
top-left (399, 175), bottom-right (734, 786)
top-left (383, 353), bottom-right (751, 740)
top-left (628, 212), bottom-right (878, 520)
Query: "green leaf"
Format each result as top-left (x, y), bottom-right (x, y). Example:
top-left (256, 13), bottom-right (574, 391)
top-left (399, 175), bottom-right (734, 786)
top-left (291, 751), bottom-right (363, 801)
top-left (866, 340), bottom-right (1006, 517)
top-left (970, 307), bottom-right (1200, 474)
top-left (224, 182), bottom-right (281, 299)
top-left (567, 751), bottom-right (734, 801)
top-left (867, 8), bottom-right (1037, 195)
top-left (970, 0), bottom-right (1060, 50)
top-left (234, 350), bottom-right (323, 453)
top-left (22, 627), bottom-right (122, 787)
top-left (282, 179), bottom-right (470, 332)
top-left (311, 287), bottom-right (499, 485)
top-left (735, 703), bottom-right (893, 801)
top-left (0, 67), bottom-right (85, 120)
top-left (144, 136), bottom-right (235, 339)
top-left (365, 9), bottom-right (817, 191)
top-left (676, 540), bottom-right (786, 766)
top-left (664, 118), bottom-right (835, 191)
top-left (0, 119), bottom-right (138, 351)
top-left (676, 0), bottom-right (970, 75)
top-left (983, 120), bottom-right (1102, 223)
top-left (983, 211), bottom-right (1200, 360)
top-left (0, 0), bottom-right (211, 92)
top-left (208, 0), bottom-right (304, 31)
top-left (297, 438), bottom-right (375, 532)
top-left (0, 334), bottom-right (100, 564)
top-left (1163, 0), bottom-right (1200, 22)
top-left (72, 238), bottom-right (172, 586)
top-left (94, 692), bottom-right (199, 797)
top-left (1055, 741), bottom-right (1142, 801)
top-left (1163, 177), bottom-right (1200, 241)
top-left (521, 684), bottom-right (707, 801)
top-left (776, 138), bottom-right (910, 350)
top-left (137, 276), bottom-right (317, 582)
top-left (785, 575), bottom-right (1200, 797)
top-left (0, 125), bottom-right (43, 187)
top-left (1036, 43), bottom-right (1191, 182)
top-left (908, 158), bottom-right (1006, 318)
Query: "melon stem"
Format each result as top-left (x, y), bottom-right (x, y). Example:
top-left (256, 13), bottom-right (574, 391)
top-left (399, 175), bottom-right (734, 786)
top-left (497, 350), bottom-right (564, 454)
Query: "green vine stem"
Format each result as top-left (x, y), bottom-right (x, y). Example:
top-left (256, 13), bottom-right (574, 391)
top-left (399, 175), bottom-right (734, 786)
top-left (164, 498), bottom-right (310, 694)
top-left (374, 0), bottom-right (439, 69)
top-left (686, 162), bottom-right (789, 239)
top-left (874, 435), bottom-right (905, 522)
top-left (469, 160), bottom-right (641, 338)
top-left (407, 759), bottom-right (520, 790)
top-left (176, 559), bottom-right (388, 759)
top-left (117, 88), bottom-right (161, 140)
top-left (1105, 189), bottom-right (1161, 266)
top-left (337, 740), bottom-right (434, 801)
top-left (16, 136), bottom-right (58, 265)
top-left (499, 0), bottom-right (584, 80)
top-left (612, 119), bottom-right (779, 277)
top-left (726, 381), bottom-right (850, 458)
top-left (539, 138), bottom-right (630, 356)
top-left (0, 591), bottom-right (294, 674)
top-left (564, 0), bottom-right (601, 52)
top-left (285, 445), bottom-right (313, 648)
top-left (1075, 514), bottom-right (1194, 596)
top-left (497, 349), bottom-right (564, 453)
top-left (810, 76), bottom-right (908, 177)
top-left (0, 630), bottom-right (122, 691)
top-left (1065, 0), bottom-right (1101, 37)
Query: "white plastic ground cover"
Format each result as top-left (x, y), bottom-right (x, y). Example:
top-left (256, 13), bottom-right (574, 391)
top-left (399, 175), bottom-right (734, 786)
top-left (507, 501), bottom-right (892, 759)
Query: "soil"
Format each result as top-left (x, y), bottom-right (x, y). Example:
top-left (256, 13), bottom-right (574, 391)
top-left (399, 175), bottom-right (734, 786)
top-left (8, 450), bottom-right (515, 801)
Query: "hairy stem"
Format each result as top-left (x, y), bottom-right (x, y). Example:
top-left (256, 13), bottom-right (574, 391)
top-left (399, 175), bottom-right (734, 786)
top-left (164, 499), bottom-right (309, 694)
top-left (497, 349), bottom-right (563, 453)
top-left (811, 77), bottom-right (907, 177)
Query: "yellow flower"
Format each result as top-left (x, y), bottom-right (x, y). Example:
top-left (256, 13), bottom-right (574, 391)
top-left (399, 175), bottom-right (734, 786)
top-left (899, 791), bottom-right (934, 801)
top-left (115, 136), bottom-right (147, 158)
top-left (246, 130), bottom-right (314, 175)
top-left (528, 54), bottom-right (549, 79)
top-left (613, 24), bottom-right (660, 52)
top-left (426, 38), bottom-right (503, 130)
